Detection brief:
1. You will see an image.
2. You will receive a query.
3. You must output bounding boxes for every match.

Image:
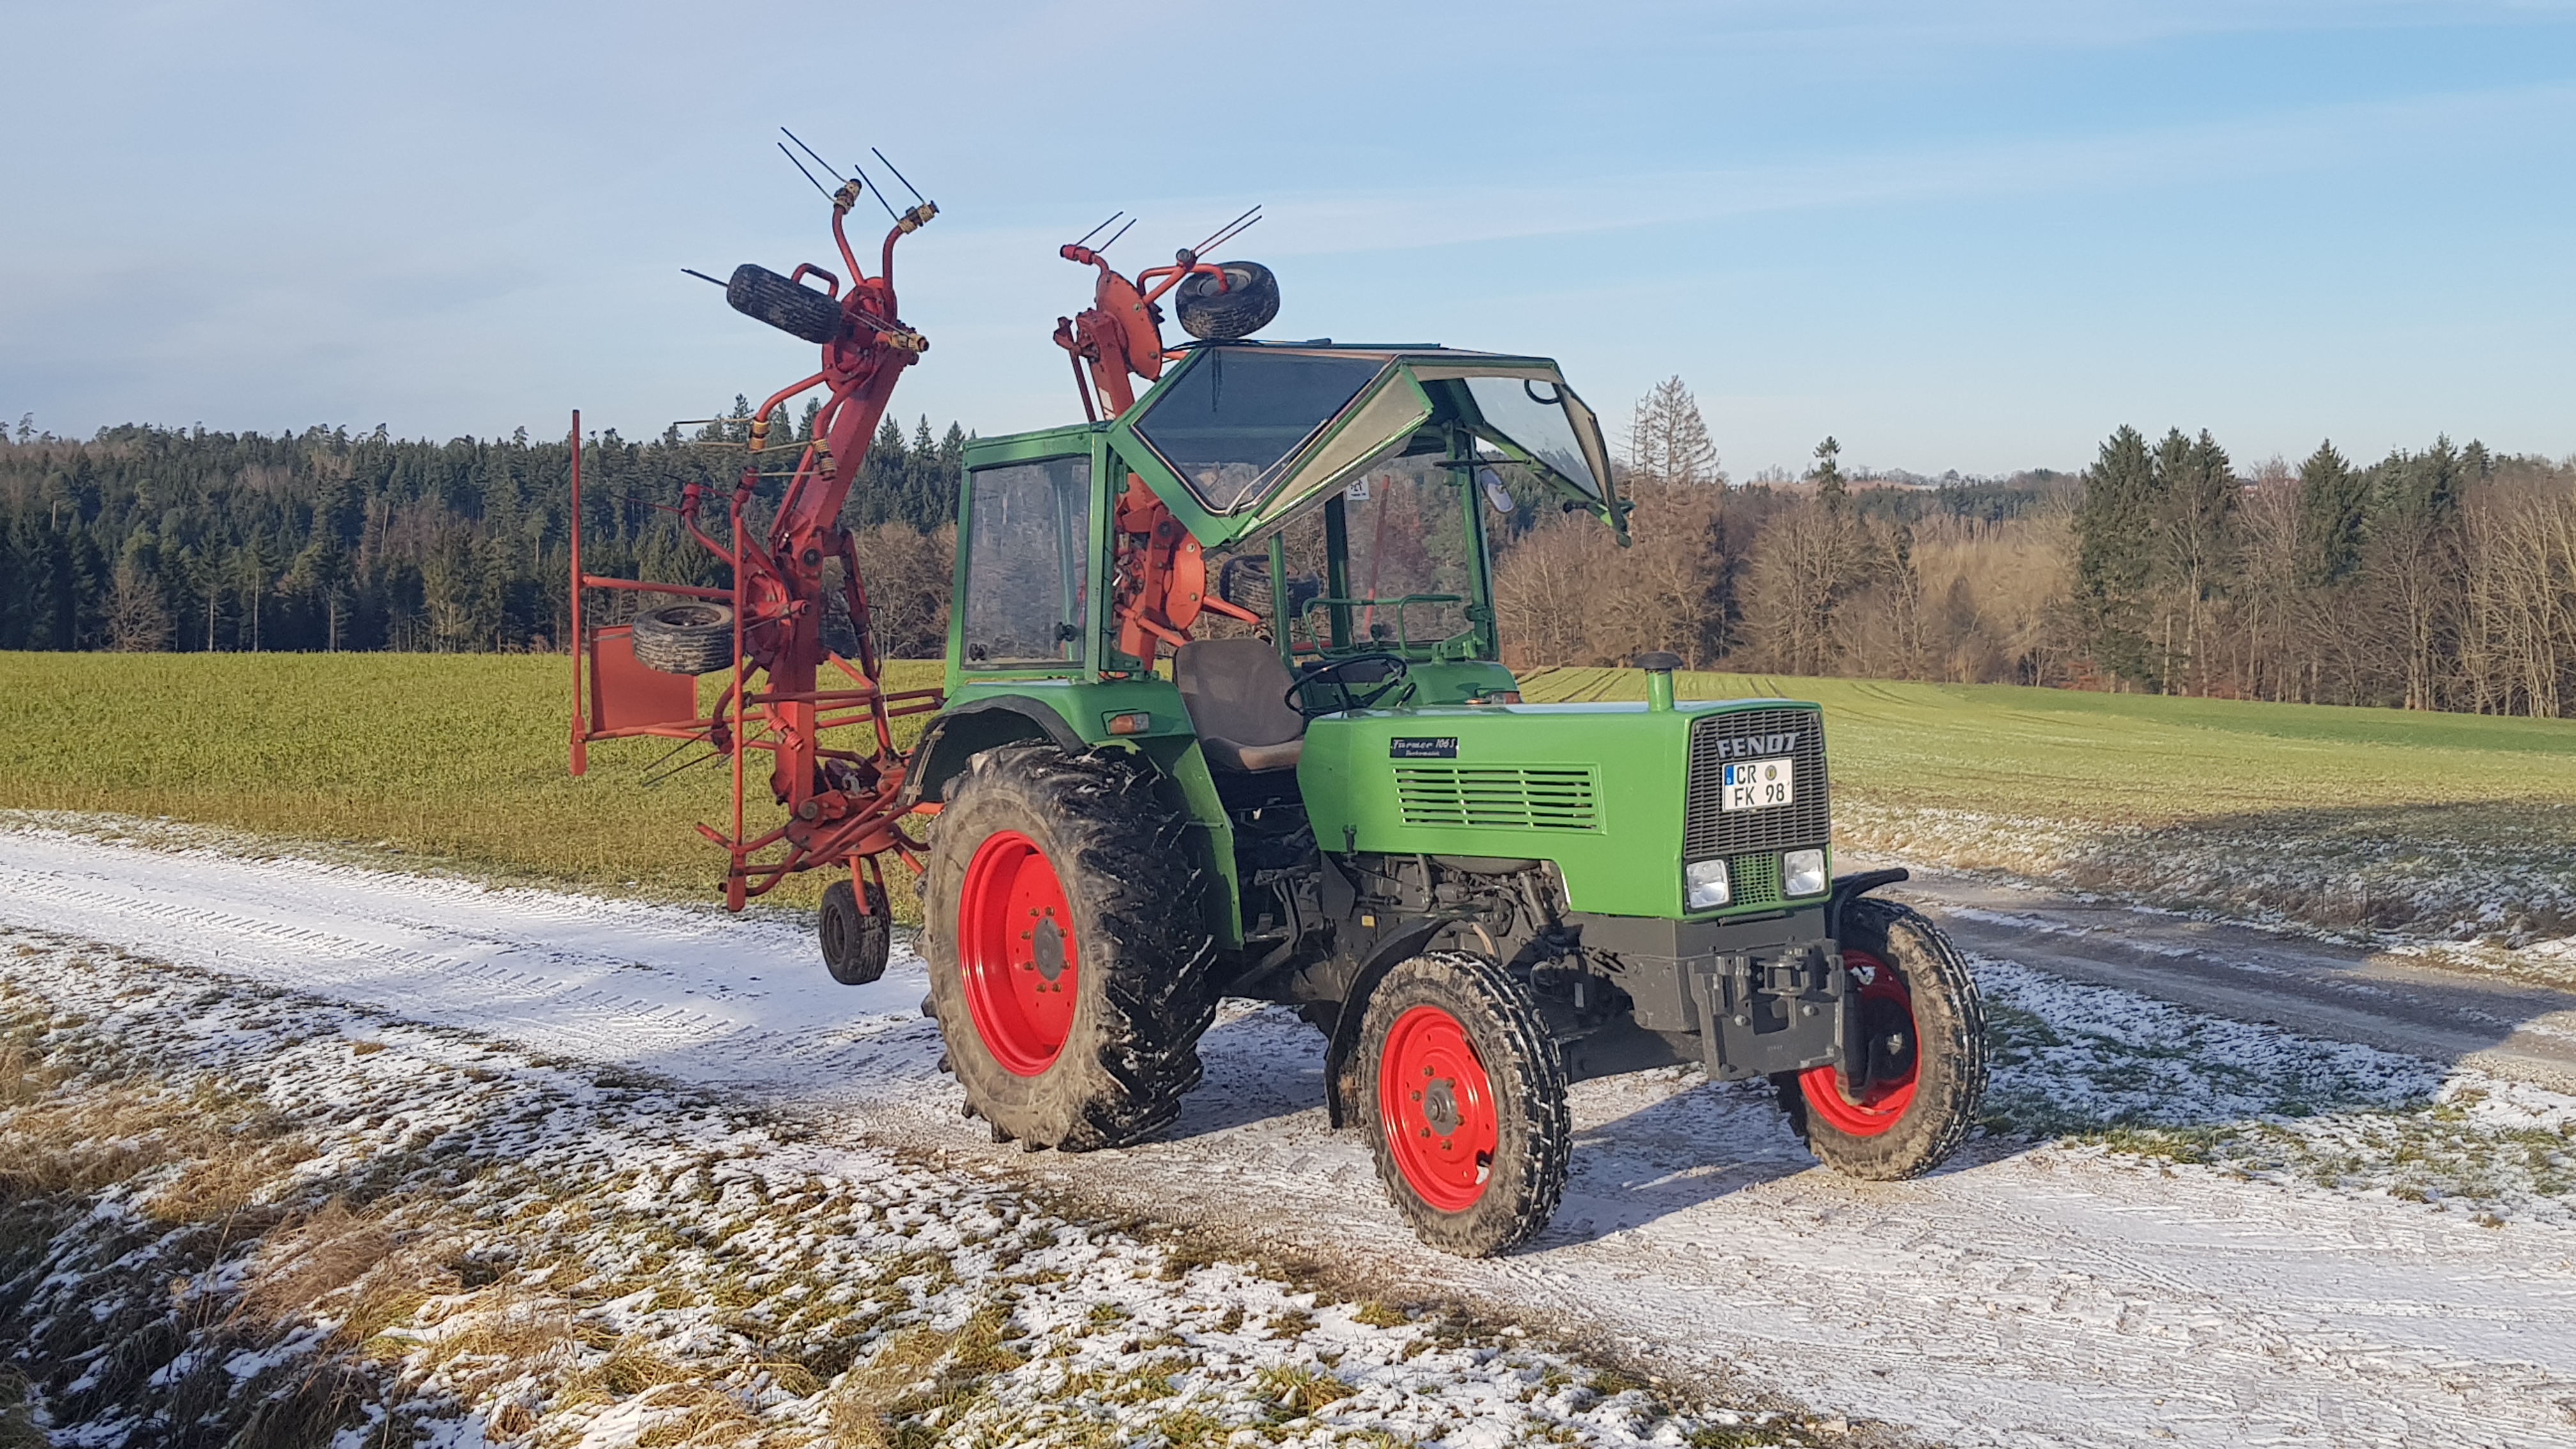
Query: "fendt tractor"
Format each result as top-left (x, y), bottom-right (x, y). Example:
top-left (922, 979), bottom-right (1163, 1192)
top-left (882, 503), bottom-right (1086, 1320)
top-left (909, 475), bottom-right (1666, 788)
top-left (577, 160), bottom-right (1987, 1256)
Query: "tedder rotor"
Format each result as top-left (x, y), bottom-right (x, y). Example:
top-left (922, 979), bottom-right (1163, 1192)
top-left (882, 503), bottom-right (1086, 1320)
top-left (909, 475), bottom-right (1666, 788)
top-left (566, 149), bottom-right (943, 986)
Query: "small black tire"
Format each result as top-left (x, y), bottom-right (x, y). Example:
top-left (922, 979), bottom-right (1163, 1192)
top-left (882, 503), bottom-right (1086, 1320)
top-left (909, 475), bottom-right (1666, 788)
top-left (820, 878), bottom-right (892, 986)
top-left (1776, 896), bottom-right (1988, 1179)
top-left (1359, 953), bottom-right (1569, 1257)
top-left (726, 263), bottom-right (847, 346)
top-left (921, 744), bottom-right (1217, 1151)
top-left (1174, 260), bottom-right (1280, 341)
top-left (628, 602), bottom-right (737, 675)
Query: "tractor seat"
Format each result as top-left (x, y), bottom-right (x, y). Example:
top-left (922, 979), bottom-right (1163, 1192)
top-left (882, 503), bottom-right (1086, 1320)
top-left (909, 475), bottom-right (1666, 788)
top-left (1174, 638), bottom-right (1307, 774)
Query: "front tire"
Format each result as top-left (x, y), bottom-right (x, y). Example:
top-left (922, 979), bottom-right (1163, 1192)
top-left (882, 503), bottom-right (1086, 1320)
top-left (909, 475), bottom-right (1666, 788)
top-left (1780, 896), bottom-right (1987, 1179)
top-left (1360, 953), bottom-right (1569, 1257)
top-left (921, 744), bottom-right (1216, 1151)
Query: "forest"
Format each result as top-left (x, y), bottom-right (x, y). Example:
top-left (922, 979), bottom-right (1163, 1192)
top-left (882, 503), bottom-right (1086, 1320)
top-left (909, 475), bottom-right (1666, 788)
top-left (0, 404), bottom-right (964, 660)
top-left (8, 383), bottom-right (2576, 717)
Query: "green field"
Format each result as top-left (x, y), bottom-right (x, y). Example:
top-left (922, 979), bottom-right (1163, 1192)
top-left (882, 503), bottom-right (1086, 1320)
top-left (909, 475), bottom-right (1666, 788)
top-left (4, 653), bottom-right (2573, 946)
top-left (1519, 666), bottom-right (2576, 824)
top-left (0, 651), bottom-right (944, 906)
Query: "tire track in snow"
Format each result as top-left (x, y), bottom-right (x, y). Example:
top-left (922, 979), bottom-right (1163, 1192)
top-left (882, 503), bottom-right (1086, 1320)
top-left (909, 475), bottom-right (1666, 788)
top-left (6, 826), bottom-right (2576, 1447)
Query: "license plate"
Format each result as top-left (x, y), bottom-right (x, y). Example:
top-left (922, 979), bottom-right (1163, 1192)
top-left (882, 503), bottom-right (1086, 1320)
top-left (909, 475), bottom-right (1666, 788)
top-left (1721, 758), bottom-right (1794, 811)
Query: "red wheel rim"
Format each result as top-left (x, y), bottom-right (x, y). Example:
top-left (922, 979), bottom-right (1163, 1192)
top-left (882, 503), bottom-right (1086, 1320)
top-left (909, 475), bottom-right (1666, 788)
top-left (1377, 1005), bottom-right (1501, 1212)
top-left (1798, 947), bottom-right (1920, 1137)
top-left (956, 831), bottom-right (1078, 1077)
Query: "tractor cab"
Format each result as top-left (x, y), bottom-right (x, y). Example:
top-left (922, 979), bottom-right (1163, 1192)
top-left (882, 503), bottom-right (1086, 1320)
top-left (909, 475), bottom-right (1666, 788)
top-left (941, 339), bottom-right (1620, 707)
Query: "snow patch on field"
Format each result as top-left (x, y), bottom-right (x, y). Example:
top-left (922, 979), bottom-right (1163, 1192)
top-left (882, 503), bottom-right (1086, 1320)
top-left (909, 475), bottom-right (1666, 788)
top-left (1840, 799), bottom-right (2576, 988)
top-left (1977, 958), bottom-right (2576, 1224)
top-left (0, 932), bottom-right (1830, 1448)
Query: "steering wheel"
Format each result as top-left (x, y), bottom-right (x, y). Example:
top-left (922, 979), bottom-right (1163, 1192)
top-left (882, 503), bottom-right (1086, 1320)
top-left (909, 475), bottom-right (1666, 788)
top-left (1287, 653), bottom-right (1413, 719)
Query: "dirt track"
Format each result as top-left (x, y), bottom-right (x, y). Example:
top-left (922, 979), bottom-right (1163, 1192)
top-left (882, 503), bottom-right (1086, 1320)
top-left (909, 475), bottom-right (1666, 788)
top-left (6, 825), bottom-right (2576, 1449)
top-left (1867, 861), bottom-right (2576, 1092)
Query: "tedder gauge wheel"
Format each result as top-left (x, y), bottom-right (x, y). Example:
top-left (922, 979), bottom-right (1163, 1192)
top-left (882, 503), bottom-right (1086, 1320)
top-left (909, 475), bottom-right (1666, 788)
top-left (1779, 896), bottom-right (1988, 1179)
top-left (820, 878), bottom-right (891, 986)
top-left (629, 601), bottom-right (738, 676)
top-left (921, 744), bottom-right (1217, 1151)
top-left (1359, 953), bottom-right (1569, 1257)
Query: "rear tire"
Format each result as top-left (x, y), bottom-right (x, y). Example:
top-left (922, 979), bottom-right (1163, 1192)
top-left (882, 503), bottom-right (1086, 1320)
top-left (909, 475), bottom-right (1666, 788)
top-left (1778, 897), bottom-right (1987, 1179)
top-left (629, 602), bottom-right (736, 676)
top-left (1360, 953), bottom-right (1568, 1256)
top-left (1175, 261), bottom-right (1280, 341)
top-left (820, 878), bottom-right (891, 986)
top-left (921, 744), bottom-right (1216, 1150)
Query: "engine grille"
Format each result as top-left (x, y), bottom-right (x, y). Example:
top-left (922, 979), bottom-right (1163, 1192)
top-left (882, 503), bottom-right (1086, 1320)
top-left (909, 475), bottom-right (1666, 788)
top-left (1683, 706), bottom-right (1830, 861)
top-left (1395, 765), bottom-right (1599, 831)
top-left (1729, 852), bottom-right (1782, 908)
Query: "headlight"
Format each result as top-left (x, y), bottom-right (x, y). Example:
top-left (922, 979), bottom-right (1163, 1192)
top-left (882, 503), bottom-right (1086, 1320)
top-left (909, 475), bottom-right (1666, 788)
top-left (1784, 848), bottom-right (1827, 898)
top-left (1684, 859), bottom-right (1731, 910)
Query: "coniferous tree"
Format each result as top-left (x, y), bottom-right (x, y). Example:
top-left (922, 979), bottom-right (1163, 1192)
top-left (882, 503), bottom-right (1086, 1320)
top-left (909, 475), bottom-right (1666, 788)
top-left (2295, 441), bottom-right (2368, 587)
top-left (2074, 425), bottom-right (2161, 686)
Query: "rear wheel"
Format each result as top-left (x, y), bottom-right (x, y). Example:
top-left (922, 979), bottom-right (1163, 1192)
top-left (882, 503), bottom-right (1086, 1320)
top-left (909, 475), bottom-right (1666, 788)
top-left (819, 878), bottom-right (891, 986)
top-left (921, 744), bottom-right (1216, 1150)
top-left (1360, 953), bottom-right (1568, 1257)
top-left (1780, 897), bottom-right (1987, 1179)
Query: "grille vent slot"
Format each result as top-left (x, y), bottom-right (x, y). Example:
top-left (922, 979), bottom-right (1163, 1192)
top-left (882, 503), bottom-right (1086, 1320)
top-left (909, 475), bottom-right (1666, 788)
top-left (1730, 852), bottom-right (1782, 908)
top-left (1395, 765), bottom-right (1599, 831)
top-left (1685, 707), bottom-right (1830, 860)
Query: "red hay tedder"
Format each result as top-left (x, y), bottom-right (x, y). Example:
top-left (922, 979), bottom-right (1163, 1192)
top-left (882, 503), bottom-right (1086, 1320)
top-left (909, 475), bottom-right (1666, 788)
top-left (565, 157), bottom-right (944, 986)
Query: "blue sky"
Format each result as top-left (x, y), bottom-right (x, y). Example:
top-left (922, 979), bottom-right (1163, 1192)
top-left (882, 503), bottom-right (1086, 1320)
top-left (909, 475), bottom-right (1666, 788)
top-left (3, 1), bottom-right (2570, 477)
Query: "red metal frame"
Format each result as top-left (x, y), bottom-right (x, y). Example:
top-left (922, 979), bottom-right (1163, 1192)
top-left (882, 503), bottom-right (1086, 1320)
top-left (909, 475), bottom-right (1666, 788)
top-left (569, 188), bottom-right (945, 912)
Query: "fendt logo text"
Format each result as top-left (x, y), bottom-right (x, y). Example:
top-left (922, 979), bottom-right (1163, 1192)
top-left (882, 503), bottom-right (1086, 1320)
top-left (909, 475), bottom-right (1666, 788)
top-left (1706, 731), bottom-right (1803, 760)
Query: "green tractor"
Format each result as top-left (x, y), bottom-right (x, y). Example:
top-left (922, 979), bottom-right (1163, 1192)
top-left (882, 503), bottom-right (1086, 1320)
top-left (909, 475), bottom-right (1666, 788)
top-left (894, 272), bottom-right (1986, 1255)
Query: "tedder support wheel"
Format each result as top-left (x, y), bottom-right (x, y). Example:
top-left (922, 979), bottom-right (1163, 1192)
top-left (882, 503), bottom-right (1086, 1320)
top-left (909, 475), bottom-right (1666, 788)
top-left (629, 601), bottom-right (737, 676)
top-left (1360, 953), bottom-right (1570, 1257)
top-left (1777, 896), bottom-right (1988, 1179)
top-left (820, 878), bottom-right (891, 986)
top-left (921, 744), bottom-right (1216, 1151)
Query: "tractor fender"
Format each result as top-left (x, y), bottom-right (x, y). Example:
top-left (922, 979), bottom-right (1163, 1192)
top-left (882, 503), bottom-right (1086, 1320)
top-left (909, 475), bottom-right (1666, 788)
top-left (1319, 907), bottom-right (1458, 1130)
top-left (899, 695), bottom-right (1088, 809)
top-left (1826, 868), bottom-right (1912, 940)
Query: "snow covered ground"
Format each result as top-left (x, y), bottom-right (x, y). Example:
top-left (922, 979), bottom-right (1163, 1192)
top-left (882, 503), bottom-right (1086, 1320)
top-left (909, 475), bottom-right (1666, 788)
top-left (2, 930), bottom-right (1820, 1448)
top-left (1839, 800), bottom-right (2576, 986)
top-left (8, 821), bottom-right (2576, 1447)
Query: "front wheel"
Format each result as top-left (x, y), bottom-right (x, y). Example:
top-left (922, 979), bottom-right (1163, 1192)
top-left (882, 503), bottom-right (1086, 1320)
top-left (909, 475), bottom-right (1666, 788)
top-left (1360, 953), bottom-right (1569, 1257)
top-left (1779, 896), bottom-right (1988, 1179)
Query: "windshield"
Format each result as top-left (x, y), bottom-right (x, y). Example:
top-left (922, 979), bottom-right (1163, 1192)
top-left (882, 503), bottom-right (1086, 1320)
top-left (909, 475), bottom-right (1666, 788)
top-left (961, 457), bottom-right (1089, 668)
top-left (1278, 454), bottom-right (1480, 656)
top-left (1133, 349), bottom-right (1383, 514)
top-left (1463, 376), bottom-right (1604, 499)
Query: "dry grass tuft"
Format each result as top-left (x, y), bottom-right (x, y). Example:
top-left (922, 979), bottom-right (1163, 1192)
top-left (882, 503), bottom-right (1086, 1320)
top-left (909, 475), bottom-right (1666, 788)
top-left (1256, 1363), bottom-right (1355, 1415)
top-left (0, 1370), bottom-right (45, 1449)
top-left (236, 1197), bottom-right (401, 1327)
top-left (824, 1301), bottom-right (1026, 1449)
top-left (142, 1132), bottom-right (316, 1223)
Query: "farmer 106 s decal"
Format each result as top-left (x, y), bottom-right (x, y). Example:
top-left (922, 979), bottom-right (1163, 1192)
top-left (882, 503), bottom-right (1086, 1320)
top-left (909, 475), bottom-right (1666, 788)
top-left (586, 180), bottom-right (1988, 1255)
